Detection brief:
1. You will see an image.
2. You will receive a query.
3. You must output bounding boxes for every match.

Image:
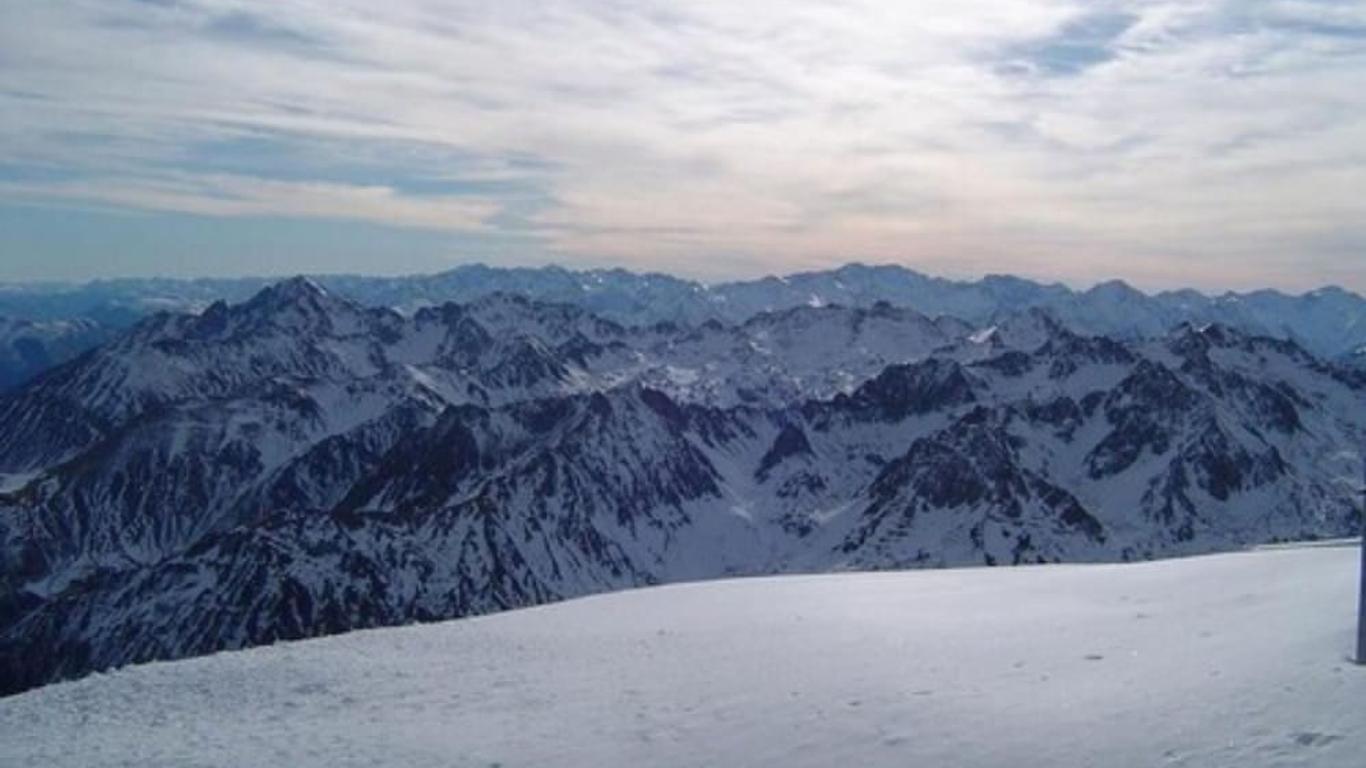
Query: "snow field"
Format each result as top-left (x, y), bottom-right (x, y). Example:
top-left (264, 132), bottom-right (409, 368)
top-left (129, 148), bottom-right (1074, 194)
top-left (1, 544), bottom-right (1362, 767)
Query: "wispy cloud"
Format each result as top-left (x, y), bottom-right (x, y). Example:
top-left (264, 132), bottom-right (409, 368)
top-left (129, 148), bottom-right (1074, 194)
top-left (0, 173), bottom-right (500, 232)
top-left (0, 0), bottom-right (1363, 290)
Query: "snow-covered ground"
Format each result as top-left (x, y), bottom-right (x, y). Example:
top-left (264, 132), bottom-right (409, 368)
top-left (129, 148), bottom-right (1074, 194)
top-left (2, 545), bottom-right (1362, 768)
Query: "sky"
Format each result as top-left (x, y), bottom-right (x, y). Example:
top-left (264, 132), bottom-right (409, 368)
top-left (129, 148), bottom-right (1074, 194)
top-left (1, 0), bottom-right (1364, 292)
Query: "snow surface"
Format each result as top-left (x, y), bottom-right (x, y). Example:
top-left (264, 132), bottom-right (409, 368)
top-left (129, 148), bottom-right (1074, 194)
top-left (2, 545), bottom-right (1363, 768)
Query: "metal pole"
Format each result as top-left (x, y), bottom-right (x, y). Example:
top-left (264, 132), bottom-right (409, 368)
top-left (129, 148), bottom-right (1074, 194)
top-left (1358, 460), bottom-right (1366, 664)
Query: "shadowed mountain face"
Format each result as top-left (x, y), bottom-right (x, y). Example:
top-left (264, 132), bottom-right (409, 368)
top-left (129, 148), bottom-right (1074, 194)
top-left (0, 278), bottom-right (1362, 696)
top-left (0, 317), bottom-right (114, 393)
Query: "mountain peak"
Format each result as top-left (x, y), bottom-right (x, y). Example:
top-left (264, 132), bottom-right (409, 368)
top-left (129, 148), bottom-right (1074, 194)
top-left (231, 276), bottom-right (359, 335)
top-left (1305, 285), bottom-right (1353, 301)
top-left (1168, 320), bottom-right (1249, 347)
top-left (243, 275), bottom-right (343, 311)
top-left (978, 306), bottom-right (1070, 352)
top-left (254, 276), bottom-right (329, 303)
top-left (1086, 279), bottom-right (1144, 300)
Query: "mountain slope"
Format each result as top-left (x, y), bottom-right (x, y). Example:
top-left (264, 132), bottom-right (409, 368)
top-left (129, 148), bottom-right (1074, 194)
top-left (1, 544), bottom-right (1361, 768)
top-left (0, 316), bottom-right (113, 393)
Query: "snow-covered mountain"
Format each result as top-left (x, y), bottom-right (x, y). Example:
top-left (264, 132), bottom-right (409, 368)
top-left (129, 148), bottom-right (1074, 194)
top-left (0, 278), bottom-right (1362, 695)
top-left (2, 263), bottom-right (1363, 363)
top-left (2, 545), bottom-right (1361, 768)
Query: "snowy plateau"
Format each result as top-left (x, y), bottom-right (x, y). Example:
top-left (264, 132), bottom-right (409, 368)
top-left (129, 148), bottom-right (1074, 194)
top-left (0, 544), bottom-right (1361, 767)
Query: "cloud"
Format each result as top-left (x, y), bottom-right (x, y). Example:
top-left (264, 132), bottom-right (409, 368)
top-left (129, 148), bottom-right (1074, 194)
top-left (0, 0), bottom-right (1363, 290)
top-left (0, 173), bottom-right (499, 232)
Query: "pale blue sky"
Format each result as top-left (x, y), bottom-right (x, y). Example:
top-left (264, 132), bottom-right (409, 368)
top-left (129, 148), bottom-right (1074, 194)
top-left (1, 1), bottom-right (1363, 291)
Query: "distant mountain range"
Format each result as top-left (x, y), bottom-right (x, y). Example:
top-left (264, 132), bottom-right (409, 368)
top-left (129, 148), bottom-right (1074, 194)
top-left (1, 263), bottom-right (1363, 392)
top-left (1, 275), bottom-right (1361, 695)
top-left (0, 317), bottom-right (114, 392)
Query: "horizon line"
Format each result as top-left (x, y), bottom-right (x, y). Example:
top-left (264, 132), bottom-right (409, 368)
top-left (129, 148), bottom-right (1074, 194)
top-left (0, 260), bottom-right (1360, 303)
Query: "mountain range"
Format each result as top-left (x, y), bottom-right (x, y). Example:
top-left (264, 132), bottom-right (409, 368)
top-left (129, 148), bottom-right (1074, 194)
top-left (0, 275), bottom-right (1361, 696)
top-left (1, 263), bottom-right (1363, 392)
